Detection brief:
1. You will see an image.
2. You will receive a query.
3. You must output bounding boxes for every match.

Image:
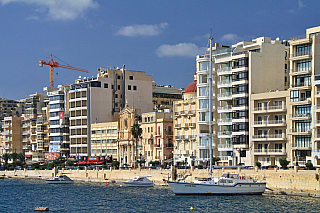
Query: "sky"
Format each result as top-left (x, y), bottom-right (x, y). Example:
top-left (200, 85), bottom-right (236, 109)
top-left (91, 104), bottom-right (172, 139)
top-left (0, 0), bottom-right (320, 100)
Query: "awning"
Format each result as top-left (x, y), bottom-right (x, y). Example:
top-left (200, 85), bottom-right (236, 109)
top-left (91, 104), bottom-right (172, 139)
top-left (25, 154), bottom-right (32, 157)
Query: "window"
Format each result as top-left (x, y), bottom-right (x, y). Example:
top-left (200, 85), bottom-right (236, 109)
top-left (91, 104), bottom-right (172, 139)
top-left (111, 85), bottom-right (114, 89)
top-left (102, 130), bottom-right (106, 134)
top-left (199, 61), bottom-right (210, 71)
top-left (118, 85), bottom-right (120, 90)
top-left (115, 94), bottom-right (118, 98)
top-left (295, 44), bottom-right (311, 56)
top-left (233, 57), bottom-right (248, 68)
top-left (290, 90), bottom-right (299, 102)
top-left (104, 83), bottom-right (108, 88)
top-left (129, 76), bottom-right (133, 80)
top-left (128, 85), bottom-right (132, 90)
top-left (133, 86), bottom-right (137, 90)
top-left (90, 81), bottom-right (101, 87)
top-left (295, 136), bottom-right (311, 147)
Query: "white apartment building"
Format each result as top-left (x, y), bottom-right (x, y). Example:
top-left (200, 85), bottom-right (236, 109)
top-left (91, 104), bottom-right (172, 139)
top-left (196, 36), bottom-right (289, 166)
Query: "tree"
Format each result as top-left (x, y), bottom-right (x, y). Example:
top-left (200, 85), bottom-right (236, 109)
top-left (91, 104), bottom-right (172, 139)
top-left (255, 161), bottom-right (261, 169)
top-left (10, 153), bottom-right (18, 163)
top-left (17, 153), bottom-right (25, 163)
top-left (131, 122), bottom-right (142, 168)
top-left (212, 156), bottom-right (221, 165)
top-left (305, 162), bottom-right (313, 170)
top-left (2, 153), bottom-right (10, 165)
top-left (279, 157), bottom-right (290, 169)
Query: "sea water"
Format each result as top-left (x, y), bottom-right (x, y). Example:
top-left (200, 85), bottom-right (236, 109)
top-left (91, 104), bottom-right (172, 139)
top-left (0, 179), bottom-right (319, 213)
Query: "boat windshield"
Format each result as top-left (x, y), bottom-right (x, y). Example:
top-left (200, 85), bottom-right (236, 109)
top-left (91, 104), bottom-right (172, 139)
top-left (197, 178), bottom-right (212, 181)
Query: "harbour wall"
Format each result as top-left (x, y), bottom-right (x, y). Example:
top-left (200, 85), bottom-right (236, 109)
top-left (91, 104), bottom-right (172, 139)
top-left (1, 167), bottom-right (320, 193)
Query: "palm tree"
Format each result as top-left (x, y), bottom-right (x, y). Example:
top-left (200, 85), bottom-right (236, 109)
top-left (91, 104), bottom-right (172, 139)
top-left (17, 153), bottom-right (25, 163)
top-left (131, 123), bottom-right (142, 168)
top-left (2, 153), bottom-right (10, 165)
top-left (10, 153), bottom-right (18, 163)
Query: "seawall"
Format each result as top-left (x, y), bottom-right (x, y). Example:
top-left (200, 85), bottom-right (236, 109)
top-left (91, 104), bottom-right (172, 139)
top-left (1, 167), bottom-right (320, 194)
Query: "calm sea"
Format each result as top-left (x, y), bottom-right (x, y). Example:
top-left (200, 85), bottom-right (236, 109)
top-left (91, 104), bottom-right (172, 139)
top-left (0, 178), bottom-right (319, 213)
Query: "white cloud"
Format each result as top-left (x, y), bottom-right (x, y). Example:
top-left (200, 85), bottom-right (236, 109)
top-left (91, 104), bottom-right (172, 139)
top-left (115, 22), bottom-right (168, 37)
top-left (220, 33), bottom-right (243, 44)
top-left (156, 43), bottom-right (205, 57)
top-left (298, 0), bottom-right (305, 8)
top-left (0, 0), bottom-right (98, 20)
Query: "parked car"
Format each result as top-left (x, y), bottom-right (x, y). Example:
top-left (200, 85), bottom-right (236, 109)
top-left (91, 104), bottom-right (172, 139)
top-left (261, 165), bottom-right (277, 170)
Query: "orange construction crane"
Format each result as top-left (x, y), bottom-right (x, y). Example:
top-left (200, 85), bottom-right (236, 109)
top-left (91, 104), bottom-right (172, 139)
top-left (39, 54), bottom-right (89, 87)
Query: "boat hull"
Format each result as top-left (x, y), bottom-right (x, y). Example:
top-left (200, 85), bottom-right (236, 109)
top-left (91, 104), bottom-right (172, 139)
top-left (124, 182), bottom-right (153, 187)
top-left (167, 181), bottom-right (266, 195)
top-left (46, 180), bottom-right (73, 184)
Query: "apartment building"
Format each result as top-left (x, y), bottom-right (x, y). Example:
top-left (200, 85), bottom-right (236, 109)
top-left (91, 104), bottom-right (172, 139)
top-left (196, 36), bottom-right (289, 166)
top-left (289, 26), bottom-right (320, 166)
top-left (0, 98), bottom-right (24, 129)
top-left (250, 90), bottom-right (290, 166)
top-left (23, 93), bottom-right (49, 161)
top-left (2, 117), bottom-right (24, 154)
top-left (152, 82), bottom-right (184, 111)
top-left (69, 66), bottom-right (153, 158)
top-left (173, 73), bottom-right (197, 166)
top-left (141, 111), bottom-right (174, 165)
top-left (91, 121), bottom-right (118, 160)
top-left (45, 86), bottom-right (70, 160)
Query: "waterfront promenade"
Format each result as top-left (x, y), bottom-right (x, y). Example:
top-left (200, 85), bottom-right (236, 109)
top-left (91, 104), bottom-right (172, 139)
top-left (1, 167), bottom-right (320, 195)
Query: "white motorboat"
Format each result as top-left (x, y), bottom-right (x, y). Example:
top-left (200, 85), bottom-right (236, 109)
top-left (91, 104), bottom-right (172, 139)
top-left (46, 174), bottom-right (73, 184)
top-left (123, 176), bottom-right (154, 187)
top-left (167, 173), bottom-right (266, 195)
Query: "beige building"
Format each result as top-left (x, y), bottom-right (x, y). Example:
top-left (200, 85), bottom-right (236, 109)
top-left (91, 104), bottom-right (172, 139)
top-left (250, 90), bottom-right (290, 166)
top-left (2, 117), bottom-right (24, 154)
top-left (91, 121), bottom-right (118, 160)
top-left (141, 111), bottom-right (174, 166)
top-left (69, 66), bottom-right (153, 158)
top-left (196, 36), bottom-right (289, 166)
top-left (118, 105), bottom-right (140, 167)
top-left (289, 26), bottom-right (320, 166)
top-left (173, 73), bottom-right (197, 166)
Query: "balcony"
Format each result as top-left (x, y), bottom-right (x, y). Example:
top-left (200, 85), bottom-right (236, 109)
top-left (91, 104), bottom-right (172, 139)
top-left (217, 105), bottom-right (232, 113)
top-left (253, 105), bottom-right (286, 112)
top-left (217, 92), bottom-right (232, 101)
top-left (290, 68), bottom-right (312, 76)
top-left (252, 120), bottom-right (286, 126)
top-left (218, 156), bottom-right (229, 161)
top-left (252, 134), bottom-right (286, 141)
top-left (290, 113), bottom-right (311, 120)
top-left (291, 82), bottom-right (311, 89)
top-left (253, 149), bottom-right (286, 155)
top-left (289, 128), bottom-right (312, 135)
top-left (218, 144), bottom-right (233, 151)
top-left (181, 123), bottom-right (189, 128)
top-left (290, 97), bottom-right (311, 104)
top-left (188, 123), bottom-right (196, 128)
top-left (174, 124), bottom-right (181, 129)
top-left (22, 131), bottom-right (30, 135)
top-left (217, 67), bottom-right (232, 76)
top-left (188, 110), bottom-right (196, 115)
top-left (217, 80), bottom-right (232, 88)
top-left (217, 118), bottom-right (232, 126)
top-left (291, 143), bottom-right (312, 149)
top-left (290, 50), bottom-right (312, 60)
top-left (217, 131), bottom-right (232, 138)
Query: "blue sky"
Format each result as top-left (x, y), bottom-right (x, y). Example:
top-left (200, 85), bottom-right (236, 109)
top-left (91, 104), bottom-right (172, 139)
top-left (0, 0), bottom-right (320, 100)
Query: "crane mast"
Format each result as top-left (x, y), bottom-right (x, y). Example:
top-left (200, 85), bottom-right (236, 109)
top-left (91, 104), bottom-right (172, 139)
top-left (39, 54), bottom-right (89, 87)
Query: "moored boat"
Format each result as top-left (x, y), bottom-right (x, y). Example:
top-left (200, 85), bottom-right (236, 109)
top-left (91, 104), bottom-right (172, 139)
top-left (46, 174), bottom-right (73, 184)
top-left (167, 173), bottom-right (266, 195)
top-left (124, 176), bottom-right (154, 187)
